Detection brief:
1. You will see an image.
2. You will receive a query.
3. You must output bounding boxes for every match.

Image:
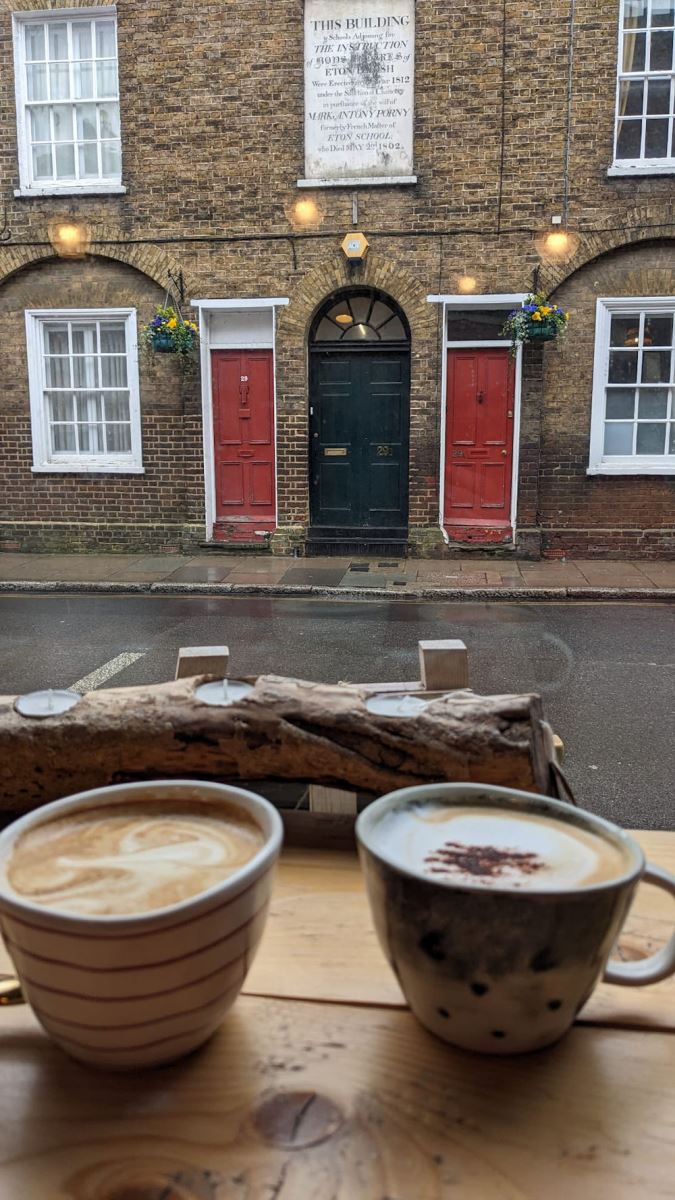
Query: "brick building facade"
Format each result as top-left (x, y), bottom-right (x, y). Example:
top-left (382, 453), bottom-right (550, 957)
top-left (1, 0), bottom-right (674, 557)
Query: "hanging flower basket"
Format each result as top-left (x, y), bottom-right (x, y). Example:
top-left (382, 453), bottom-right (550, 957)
top-left (500, 294), bottom-right (569, 353)
top-left (141, 306), bottom-right (199, 360)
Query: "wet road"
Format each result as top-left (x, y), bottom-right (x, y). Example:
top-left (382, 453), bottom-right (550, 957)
top-left (1, 595), bottom-right (674, 829)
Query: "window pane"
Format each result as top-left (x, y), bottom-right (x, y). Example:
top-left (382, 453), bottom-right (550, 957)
top-left (72, 21), bottom-right (93, 60)
top-left (650, 30), bottom-right (674, 68)
top-left (623, 0), bottom-right (647, 27)
top-left (101, 356), bottom-right (128, 387)
top-left (26, 64), bottom-right (48, 102)
top-left (104, 392), bottom-right (130, 421)
top-left (446, 310), bottom-right (511, 340)
top-left (371, 300), bottom-right (396, 328)
top-left (620, 80), bottom-right (644, 115)
top-left (52, 106), bottom-right (73, 142)
top-left (638, 388), bottom-right (669, 417)
top-left (315, 318), bottom-right (341, 340)
top-left (610, 315), bottom-right (641, 346)
top-left (78, 142), bottom-right (99, 177)
top-left (342, 323), bottom-right (379, 341)
top-left (48, 22), bottom-right (68, 61)
top-left (606, 389), bottom-right (636, 419)
top-left (378, 315), bottom-right (406, 340)
top-left (604, 422), bottom-right (634, 454)
top-left (624, 32), bottom-right (646, 69)
top-left (76, 394), bottom-right (102, 422)
top-left (29, 106), bottom-right (51, 143)
top-left (616, 119), bottom-right (643, 158)
top-left (71, 325), bottom-right (97, 354)
top-left (106, 424), bottom-right (132, 453)
top-left (49, 63), bottom-right (70, 100)
top-left (644, 315), bottom-right (673, 344)
top-left (100, 324), bottom-right (126, 353)
top-left (99, 103), bottom-right (120, 139)
top-left (642, 350), bottom-right (671, 381)
top-left (76, 104), bottom-right (98, 140)
top-left (608, 350), bottom-right (638, 382)
top-left (101, 141), bottom-right (121, 176)
top-left (74, 62), bottom-right (94, 100)
top-left (645, 117), bottom-right (669, 156)
top-left (24, 24), bottom-right (46, 61)
top-left (670, 424), bottom-right (675, 452)
top-left (54, 143), bottom-right (75, 178)
top-left (653, 0), bottom-right (675, 24)
top-left (96, 60), bottom-right (117, 98)
top-left (51, 424), bottom-right (76, 453)
top-left (32, 146), bottom-right (53, 179)
top-left (95, 20), bottom-right (117, 59)
top-left (73, 356), bottom-right (99, 388)
top-left (48, 393), bottom-right (74, 422)
top-left (45, 356), bottom-right (71, 387)
top-left (45, 326), bottom-right (69, 354)
top-left (636, 422), bottom-right (667, 453)
top-left (348, 297), bottom-right (372, 323)
top-left (646, 77), bottom-right (671, 113)
top-left (78, 424), bottom-right (104, 453)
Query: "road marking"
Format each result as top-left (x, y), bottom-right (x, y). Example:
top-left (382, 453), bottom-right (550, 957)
top-left (71, 652), bottom-right (145, 692)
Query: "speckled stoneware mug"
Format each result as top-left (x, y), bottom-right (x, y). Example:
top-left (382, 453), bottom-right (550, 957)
top-left (356, 783), bottom-right (675, 1055)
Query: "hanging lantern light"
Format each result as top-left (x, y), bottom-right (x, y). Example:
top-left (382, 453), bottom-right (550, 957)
top-left (47, 217), bottom-right (91, 259)
top-left (534, 223), bottom-right (580, 265)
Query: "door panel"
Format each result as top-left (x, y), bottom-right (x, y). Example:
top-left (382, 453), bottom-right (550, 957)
top-left (212, 349), bottom-right (276, 541)
top-left (444, 349), bottom-right (514, 541)
top-left (310, 351), bottom-right (409, 529)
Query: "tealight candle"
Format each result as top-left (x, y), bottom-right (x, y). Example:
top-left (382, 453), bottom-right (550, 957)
top-left (15, 689), bottom-right (81, 718)
top-left (195, 679), bottom-right (254, 707)
top-left (366, 693), bottom-right (430, 717)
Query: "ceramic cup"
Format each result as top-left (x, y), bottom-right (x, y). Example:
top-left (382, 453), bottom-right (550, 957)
top-left (0, 780), bottom-right (283, 1069)
top-left (356, 782), bottom-right (675, 1055)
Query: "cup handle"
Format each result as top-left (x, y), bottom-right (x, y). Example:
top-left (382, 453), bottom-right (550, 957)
top-left (603, 864), bottom-right (675, 987)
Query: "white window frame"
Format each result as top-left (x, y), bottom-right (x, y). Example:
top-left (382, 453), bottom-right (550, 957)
top-left (26, 307), bottom-right (143, 474)
top-left (609, 0), bottom-right (675, 176)
top-left (12, 6), bottom-right (125, 197)
top-left (589, 296), bottom-right (675, 475)
top-left (427, 293), bottom-right (526, 542)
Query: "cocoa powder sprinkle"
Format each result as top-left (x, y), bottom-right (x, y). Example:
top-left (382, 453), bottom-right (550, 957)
top-left (424, 841), bottom-right (544, 879)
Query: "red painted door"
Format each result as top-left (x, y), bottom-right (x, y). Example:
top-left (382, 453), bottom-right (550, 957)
top-left (444, 349), bottom-right (515, 544)
top-left (212, 349), bottom-right (276, 542)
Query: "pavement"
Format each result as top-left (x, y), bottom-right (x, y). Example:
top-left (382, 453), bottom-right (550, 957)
top-left (1, 552), bottom-right (675, 599)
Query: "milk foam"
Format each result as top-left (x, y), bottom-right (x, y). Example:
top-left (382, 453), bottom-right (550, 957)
top-left (7, 802), bottom-right (265, 915)
top-left (371, 803), bottom-right (628, 891)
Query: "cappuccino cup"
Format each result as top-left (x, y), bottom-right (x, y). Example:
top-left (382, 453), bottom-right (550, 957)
top-left (357, 783), bottom-right (675, 1055)
top-left (0, 780), bottom-right (283, 1069)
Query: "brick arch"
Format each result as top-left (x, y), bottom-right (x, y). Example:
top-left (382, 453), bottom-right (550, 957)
top-left (0, 231), bottom-right (187, 295)
top-left (539, 207), bottom-right (675, 296)
top-left (278, 250), bottom-right (436, 344)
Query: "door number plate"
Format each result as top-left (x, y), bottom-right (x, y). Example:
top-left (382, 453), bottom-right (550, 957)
top-left (377, 445), bottom-right (393, 457)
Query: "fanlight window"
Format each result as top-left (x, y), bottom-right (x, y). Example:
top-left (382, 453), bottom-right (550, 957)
top-left (313, 293), bottom-right (407, 342)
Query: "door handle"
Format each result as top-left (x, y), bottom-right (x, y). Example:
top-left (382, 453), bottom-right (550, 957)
top-left (477, 391), bottom-right (485, 404)
top-left (501, 449), bottom-right (508, 456)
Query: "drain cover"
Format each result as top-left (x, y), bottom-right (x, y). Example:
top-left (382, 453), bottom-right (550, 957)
top-left (349, 563), bottom-right (370, 572)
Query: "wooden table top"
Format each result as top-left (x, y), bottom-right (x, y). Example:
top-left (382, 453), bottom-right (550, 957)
top-left (1, 830), bottom-right (674, 1199)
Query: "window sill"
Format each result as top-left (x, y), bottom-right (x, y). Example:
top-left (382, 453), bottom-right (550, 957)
top-left (587, 463), bottom-right (675, 476)
top-left (297, 175), bottom-right (417, 188)
top-left (15, 183), bottom-right (126, 198)
top-left (32, 464), bottom-right (144, 475)
top-left (607, 163), bottom-right (675, 177)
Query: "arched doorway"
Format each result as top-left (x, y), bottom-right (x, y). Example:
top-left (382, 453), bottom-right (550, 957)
top-left (308, 288), bottom-right (411, 548)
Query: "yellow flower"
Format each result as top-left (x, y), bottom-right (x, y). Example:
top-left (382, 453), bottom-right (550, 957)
top-left (565, 311), bottom-right (570, 320)
top-left (531, 312), bottom-right (542, 321)
top-left (540, 306), bottom-right (552, 316)
top-left (167, 317), bottom-right (177, 329)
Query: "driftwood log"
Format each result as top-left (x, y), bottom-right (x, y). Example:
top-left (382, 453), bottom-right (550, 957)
top-left (0, 675), bottom-right (558, 813)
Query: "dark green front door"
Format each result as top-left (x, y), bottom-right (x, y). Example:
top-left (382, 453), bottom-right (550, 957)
top-left (310, 351), bottom-right (410, 530)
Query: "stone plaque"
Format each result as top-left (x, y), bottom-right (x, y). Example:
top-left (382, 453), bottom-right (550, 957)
top-left (301, 0), bottom-right (415, 186)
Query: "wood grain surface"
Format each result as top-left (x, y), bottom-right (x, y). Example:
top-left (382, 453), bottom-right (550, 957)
top-left (0, 995), bottom-right (673, 1199)
top-left (0, 675), bottom-right (555, 810)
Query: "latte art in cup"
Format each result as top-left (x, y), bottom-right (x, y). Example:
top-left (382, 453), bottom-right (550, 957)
top-left (7, 801), bottom-right (265, 916)
top-left (371, 803), bottom-right (630, 891)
